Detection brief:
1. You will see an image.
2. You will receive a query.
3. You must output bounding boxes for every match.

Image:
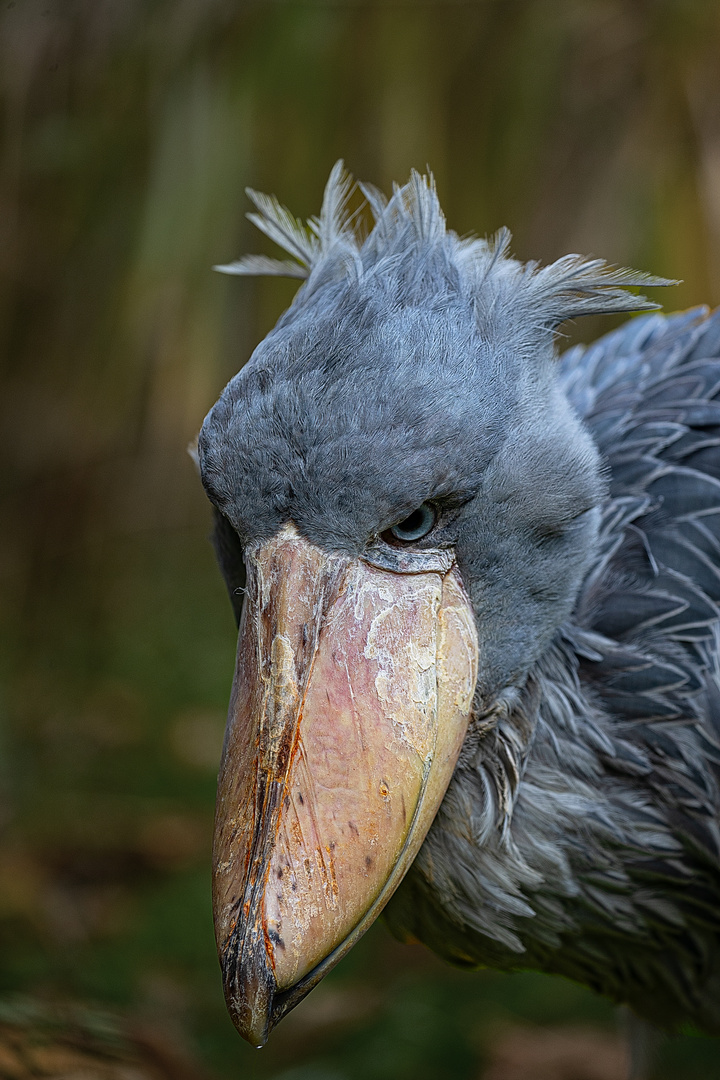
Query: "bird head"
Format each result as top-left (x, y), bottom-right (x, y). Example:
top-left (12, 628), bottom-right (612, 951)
top-left (198, 163), bottom-right (669, 1045)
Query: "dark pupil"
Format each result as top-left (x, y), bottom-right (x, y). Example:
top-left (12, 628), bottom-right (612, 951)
top-left (400, 509), bottom-right (425, 533)
top-left (391, 503), bottom-right (435, 541)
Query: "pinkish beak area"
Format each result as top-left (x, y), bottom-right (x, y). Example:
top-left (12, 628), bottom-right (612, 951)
top-left (212, 525), bottom-right (478, 1046)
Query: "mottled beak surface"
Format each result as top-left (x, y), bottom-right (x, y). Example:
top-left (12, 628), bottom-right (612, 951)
top-left (212, 524), bottom-right (478, 1046)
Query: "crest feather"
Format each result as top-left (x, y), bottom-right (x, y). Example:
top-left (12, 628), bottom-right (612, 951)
top-left (215, 162), bottom-right (677, 325)
top-left (213, 254), bottom-right (308, 279)
top-left (530, 255), bottom-right (677, 325)
top-left (357, 181), bottom-right (388, 221)
top-left (404, 169), bottom-right (445, 243)
top-left (245, 188), bottom-right (317, 266)
top-left (308, 159), bottom-right (355, 250)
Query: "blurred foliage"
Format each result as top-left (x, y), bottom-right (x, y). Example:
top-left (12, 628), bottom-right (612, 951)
top-left (2, 0), bottom-right (720, 1077)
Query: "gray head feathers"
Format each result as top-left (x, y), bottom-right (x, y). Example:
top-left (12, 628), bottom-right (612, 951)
top-left (215, 160), bottom-right (676, 330)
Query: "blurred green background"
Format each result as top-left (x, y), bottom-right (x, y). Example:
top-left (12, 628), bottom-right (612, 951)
top-left (2, 1), bottom-right (720, 1077)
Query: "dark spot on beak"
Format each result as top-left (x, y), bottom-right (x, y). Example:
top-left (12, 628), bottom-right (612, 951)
top-left (268, 928), bottom-right (285, 949)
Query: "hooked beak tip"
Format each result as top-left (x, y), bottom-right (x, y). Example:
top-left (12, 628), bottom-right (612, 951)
top-left (220, 926), bottom-right (275, 1047)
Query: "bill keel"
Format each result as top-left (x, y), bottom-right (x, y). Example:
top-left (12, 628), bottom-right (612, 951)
top-left (212, 525), bottom-right (478, 1045)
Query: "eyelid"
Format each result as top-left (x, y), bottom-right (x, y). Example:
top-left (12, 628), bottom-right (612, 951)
top-left (363, 541), bottom-right (455, 574)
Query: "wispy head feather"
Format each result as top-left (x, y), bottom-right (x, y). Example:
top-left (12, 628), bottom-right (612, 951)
top-left (215, 161), bottom-right (676, 330)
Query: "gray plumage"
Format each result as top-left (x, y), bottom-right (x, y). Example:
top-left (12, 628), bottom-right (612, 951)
top-left (200, 163), bottom-right (720, 1034)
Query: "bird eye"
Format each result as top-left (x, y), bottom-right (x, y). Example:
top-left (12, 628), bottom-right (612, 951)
top-left (389, 503), bottom-right (437, 543)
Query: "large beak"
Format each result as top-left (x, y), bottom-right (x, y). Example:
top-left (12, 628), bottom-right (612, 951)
top-left (212, 524), bottom-right (478, 1046)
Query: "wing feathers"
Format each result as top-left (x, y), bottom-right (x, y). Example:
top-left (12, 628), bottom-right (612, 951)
top-left (568, 307), bottom-right (720, 869)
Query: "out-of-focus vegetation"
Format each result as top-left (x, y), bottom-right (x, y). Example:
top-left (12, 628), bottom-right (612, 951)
top-left (2, 1), bottom-right (720, 1077)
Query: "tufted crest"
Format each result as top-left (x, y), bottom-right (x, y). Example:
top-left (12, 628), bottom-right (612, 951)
top-left (215, 160), bottom-right (675, 330)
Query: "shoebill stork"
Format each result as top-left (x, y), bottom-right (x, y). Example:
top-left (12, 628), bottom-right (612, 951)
top-left (198, 163), bottom-right (720, 1050)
